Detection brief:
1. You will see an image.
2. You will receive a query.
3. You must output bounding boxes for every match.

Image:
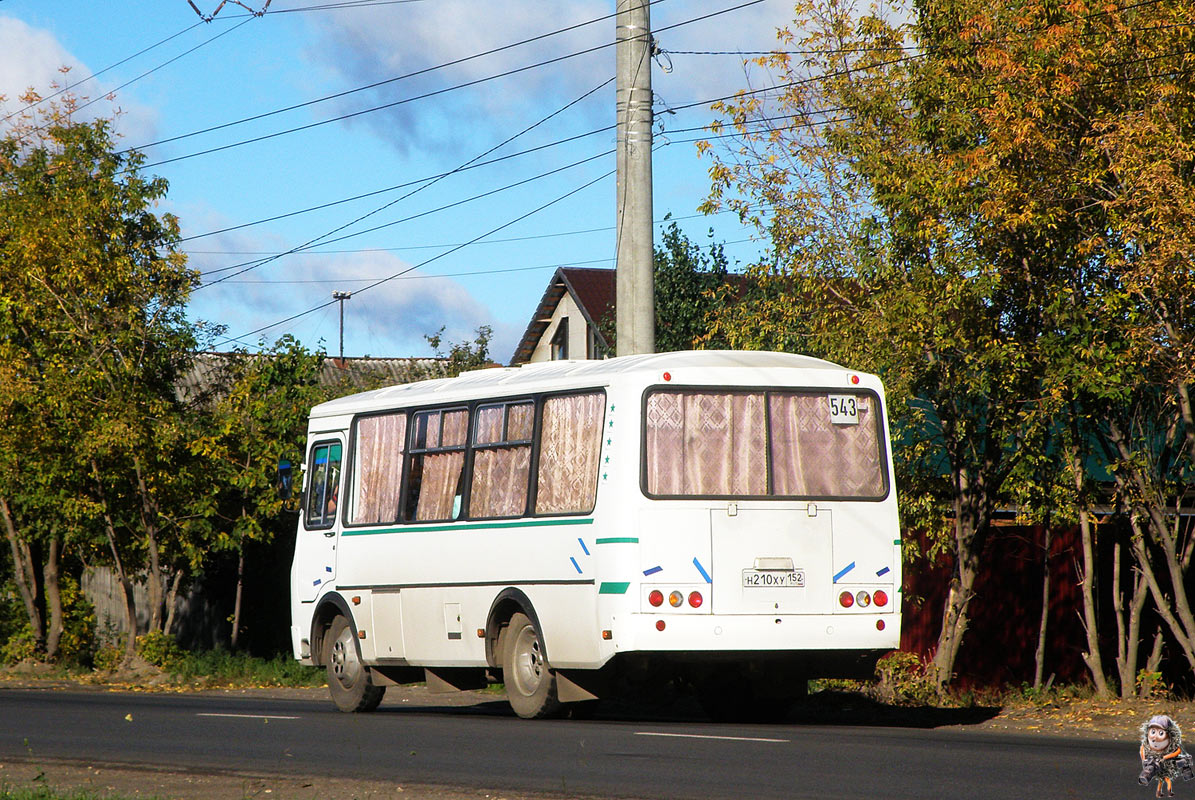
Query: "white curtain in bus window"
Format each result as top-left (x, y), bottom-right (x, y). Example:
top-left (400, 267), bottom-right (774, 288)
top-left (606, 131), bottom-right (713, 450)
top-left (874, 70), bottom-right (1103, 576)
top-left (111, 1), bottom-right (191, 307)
top-left (350, 413), bottom-right (406, 525)
top-left (414, 409), bottom-right (468, 521)
top-left (768, 393), bottom-right (884, 497)
top-left (645, 391), bottom-right (767, 495)
top-left (470, 402), bottom-right (533, 518)
top-left (536, 392), bottom-right (603, 514)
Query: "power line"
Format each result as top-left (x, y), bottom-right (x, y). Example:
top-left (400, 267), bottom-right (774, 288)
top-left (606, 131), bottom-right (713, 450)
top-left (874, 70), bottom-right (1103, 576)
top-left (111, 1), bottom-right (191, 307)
top-left (217, 168), bottom-right (614, 347)
top-left (1, 20), bottom-right (205, 124)
top-left (186, 210), bottom-right (740, 255)
top-left (200, 149), bottom-right (613, 281)
top-left (131, 0), bottom-right (764, 171)
top-left (199, 75), bottom-right (616, 282)
top-left (130, 1), bottom-right (657, 155)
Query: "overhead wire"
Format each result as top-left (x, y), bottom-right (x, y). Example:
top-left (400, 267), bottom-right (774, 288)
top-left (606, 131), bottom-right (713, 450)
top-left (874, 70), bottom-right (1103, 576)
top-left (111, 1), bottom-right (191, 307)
top-left (186, 210), bottom-right (740, 255)
top-left (217, 167), bottom-right (614, 347)
top-left (34, 16), bottom-right (259, 131)
top-left (131, 0), bottom-right (765, 171)
top-left (0, 20), bottom-right (205, 124)
top-left (129, 0), bottom-right (678, 155)
top-left (198, 74), bottom-right (615, 283)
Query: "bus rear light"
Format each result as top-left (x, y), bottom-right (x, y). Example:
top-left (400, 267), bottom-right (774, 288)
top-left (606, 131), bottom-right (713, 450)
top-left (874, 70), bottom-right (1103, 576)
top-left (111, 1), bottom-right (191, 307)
top-left (648, 590), bottom-right (664, 607)
top-left (663, 372), bottom-right (672, 382)
top-left (855, 591), bottom-right (871, 608)
top-left (602, 629), bottom-right (612, 640)
top-left (668, 591), bottom-right (684, 608)
top-left (876, 619), bottom-right (886, 631)
top-left (688, 591), bottom-right (703, 608)
top-left (838, 591), bottom-right (854, 608)
top-left (873, 590), bottom-right (889, 607)
top-left (850, 374), bottom-right (860, 384)
top-left (655, 620), bottom-right (666, 631)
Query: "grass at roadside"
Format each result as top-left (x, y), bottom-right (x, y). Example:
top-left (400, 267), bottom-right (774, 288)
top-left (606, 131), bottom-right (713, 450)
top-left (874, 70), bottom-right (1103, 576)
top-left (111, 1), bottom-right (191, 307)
top-left (0, 787), bottom-right (157, 800)
top-left (163, 649), bottom-right (326, 688)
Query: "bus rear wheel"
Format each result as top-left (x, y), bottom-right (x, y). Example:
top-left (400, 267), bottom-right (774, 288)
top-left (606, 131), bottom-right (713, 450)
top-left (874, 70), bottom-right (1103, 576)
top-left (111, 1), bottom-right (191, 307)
top-left (325, 614), bottom-right (385, 713)
top-left (503, 612), bottom-right (561, 719)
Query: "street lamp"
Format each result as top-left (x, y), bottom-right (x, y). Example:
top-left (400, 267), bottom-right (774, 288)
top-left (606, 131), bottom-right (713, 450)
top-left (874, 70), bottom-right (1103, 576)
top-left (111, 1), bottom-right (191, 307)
top-left (332, 290), bottom-right (352, 360)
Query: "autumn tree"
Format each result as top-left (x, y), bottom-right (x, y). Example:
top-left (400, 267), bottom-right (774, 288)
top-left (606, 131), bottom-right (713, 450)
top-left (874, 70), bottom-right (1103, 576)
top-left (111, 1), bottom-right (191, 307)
top-left (0, 92), bottom-right (201, 664)
top-left (700, 0), bottom-right (1195, 691)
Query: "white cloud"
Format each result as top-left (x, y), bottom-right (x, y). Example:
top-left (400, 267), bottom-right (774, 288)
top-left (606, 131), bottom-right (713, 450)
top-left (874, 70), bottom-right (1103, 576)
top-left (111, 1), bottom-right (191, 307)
top-left (298, 0), bottom-right (613, 155)
top-left (293, 0), bottom-right (799, 158)
top-left (185, 227), bottom-right (504, 359)
top-left (0, 15), bottom-right (157, 143)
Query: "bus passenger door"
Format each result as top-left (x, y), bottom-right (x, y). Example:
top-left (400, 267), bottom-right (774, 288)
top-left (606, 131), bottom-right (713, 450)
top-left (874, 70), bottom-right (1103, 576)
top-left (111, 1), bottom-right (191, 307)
top-left (294, 438), bottom-right (344, 603)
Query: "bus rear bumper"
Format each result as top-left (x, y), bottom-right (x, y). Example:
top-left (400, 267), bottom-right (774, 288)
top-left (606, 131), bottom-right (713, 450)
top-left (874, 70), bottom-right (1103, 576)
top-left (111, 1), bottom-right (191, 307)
top-left (619, 611), bottom-right (900, 660)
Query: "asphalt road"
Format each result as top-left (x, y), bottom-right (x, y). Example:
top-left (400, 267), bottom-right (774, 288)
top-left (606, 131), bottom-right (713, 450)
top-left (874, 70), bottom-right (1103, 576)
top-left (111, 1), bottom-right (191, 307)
top-left (0, 687), bottom-right (1139, 799)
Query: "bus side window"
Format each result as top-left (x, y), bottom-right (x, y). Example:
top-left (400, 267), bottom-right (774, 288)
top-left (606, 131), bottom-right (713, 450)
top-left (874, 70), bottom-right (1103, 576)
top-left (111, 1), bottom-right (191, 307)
top-left (404, 409), bottom-right (468, 522)
top-left (536, 392), bottom-right (604, 514)
top-left (305, 441), bottom-right (342, 529)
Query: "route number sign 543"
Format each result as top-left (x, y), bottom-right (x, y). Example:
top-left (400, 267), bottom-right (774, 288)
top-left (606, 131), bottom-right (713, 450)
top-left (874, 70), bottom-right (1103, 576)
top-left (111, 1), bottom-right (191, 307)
top-left (828, 395), bottom-right (860, 425)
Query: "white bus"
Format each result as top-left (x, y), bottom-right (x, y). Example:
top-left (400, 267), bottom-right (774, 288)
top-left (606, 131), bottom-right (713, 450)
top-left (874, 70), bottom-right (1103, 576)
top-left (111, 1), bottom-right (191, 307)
top-left (290, 350), bottom-right (901, 720)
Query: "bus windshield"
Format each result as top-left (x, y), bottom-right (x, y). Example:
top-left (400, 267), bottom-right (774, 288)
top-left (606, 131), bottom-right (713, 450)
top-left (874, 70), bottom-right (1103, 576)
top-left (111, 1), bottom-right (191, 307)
top-left (643, 389), bottom-right (887, 499)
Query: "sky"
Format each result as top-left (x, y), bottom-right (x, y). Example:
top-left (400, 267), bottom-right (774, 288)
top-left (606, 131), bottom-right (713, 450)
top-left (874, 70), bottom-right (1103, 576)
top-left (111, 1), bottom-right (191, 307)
top-left (0, 0), bottom-right (795, 364)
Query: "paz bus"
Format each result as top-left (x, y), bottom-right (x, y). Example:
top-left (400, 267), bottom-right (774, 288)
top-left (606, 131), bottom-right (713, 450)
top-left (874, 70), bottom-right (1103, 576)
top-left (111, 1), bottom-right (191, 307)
top-left (289, 350), bottom-right (901, 720)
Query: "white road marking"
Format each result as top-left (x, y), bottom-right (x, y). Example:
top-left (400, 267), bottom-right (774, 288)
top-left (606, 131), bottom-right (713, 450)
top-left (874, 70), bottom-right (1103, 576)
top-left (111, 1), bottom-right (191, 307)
top-left (196, 713), bottom-right (300, 720)
top-left (634, 731), bottom-right (789, 743)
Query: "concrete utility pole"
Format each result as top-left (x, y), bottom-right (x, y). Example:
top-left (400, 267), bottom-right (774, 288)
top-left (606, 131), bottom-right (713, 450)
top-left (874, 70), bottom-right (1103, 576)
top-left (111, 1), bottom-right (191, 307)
top-left (332, 290), bottom-right (351, 360)
top-left (615, 0), bottom-right (655, 356)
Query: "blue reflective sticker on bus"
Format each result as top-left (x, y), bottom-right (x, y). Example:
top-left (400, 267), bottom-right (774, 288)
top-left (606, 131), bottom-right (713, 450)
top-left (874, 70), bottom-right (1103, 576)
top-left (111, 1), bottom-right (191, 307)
top-left (643, 565), bottom-right (662, 576)
top-left (325, 566), bottom-right (333, 572)
top-left (570, 557), bottom-right (583, 574)
top-left (876, 566), bottom-right (890, 577)
top-left (692, 557), bottom-right (712, 584)
top-left (833, 562), bottom-right (856, 583)
top-left (312, 579), bottom-right (321, 586)
top-left (578, 538), bottom-right (590, 556)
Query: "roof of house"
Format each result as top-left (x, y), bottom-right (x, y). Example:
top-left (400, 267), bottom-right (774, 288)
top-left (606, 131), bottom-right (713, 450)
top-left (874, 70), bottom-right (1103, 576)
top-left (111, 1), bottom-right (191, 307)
top-left (177, 352), bottom-right (446, 403)
top-left (510, 267), bottom-right (615, 365)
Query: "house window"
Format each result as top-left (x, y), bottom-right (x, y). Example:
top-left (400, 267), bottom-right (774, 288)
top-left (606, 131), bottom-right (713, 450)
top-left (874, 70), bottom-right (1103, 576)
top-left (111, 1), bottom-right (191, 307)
top-left (550, 317), bottom-right (569, 360)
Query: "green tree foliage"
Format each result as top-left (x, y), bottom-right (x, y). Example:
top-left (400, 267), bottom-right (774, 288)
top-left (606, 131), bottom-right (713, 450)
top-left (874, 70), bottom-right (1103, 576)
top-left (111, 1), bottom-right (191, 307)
top-left (600, 220), bottom-right (734, 352)
top-left (188, 337), bottom-right (326, 650)
top-left (0, 92), bottom-right (200, 663)
top-left (700, 0), bottom-right (1195, 692)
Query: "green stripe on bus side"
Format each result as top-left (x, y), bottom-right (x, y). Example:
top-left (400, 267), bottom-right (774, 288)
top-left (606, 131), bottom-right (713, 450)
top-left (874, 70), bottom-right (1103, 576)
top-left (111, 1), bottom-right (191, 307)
top-left (594, 537), bottom-right (639, 544)
top-left (598, 582), bottom-right (631, 594)
top-left (341, 518), bottom-right (595, 536)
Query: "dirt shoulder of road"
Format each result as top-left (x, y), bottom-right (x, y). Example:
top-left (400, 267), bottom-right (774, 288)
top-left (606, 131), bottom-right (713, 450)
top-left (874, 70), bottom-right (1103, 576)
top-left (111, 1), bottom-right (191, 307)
top-left (0, 672), bottom-right (1184, 799)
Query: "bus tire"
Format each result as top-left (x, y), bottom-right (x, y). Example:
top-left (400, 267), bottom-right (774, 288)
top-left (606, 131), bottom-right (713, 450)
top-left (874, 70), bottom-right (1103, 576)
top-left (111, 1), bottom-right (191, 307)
top-left (503, 612), bottom-right (561, 719)
top-left (325, 614), bottom-right (385, 713)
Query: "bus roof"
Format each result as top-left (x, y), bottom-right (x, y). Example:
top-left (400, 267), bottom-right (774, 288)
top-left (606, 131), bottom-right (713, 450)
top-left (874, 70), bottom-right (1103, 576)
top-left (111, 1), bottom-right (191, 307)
top-left (310, 350), bottom-right (851, 419)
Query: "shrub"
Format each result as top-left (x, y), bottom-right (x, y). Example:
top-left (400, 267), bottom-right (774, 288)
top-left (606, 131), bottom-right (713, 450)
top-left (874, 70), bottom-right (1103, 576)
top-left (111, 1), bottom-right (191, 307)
top-left (136, 631), bottom-right (184, 670)
top-left (874, 650), bottom-right (936, 705)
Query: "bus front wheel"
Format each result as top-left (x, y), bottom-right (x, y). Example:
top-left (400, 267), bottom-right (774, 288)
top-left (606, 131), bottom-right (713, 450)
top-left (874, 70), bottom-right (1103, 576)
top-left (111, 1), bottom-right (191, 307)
top-left (503, 612), bottom-right (561, 719)
top-left (325, 614), bottom-right (385, 713)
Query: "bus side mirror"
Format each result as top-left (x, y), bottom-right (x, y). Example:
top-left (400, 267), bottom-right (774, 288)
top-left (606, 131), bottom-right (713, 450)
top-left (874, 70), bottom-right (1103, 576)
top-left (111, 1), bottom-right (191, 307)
top-left (277, 459), bottom-right (294, 501)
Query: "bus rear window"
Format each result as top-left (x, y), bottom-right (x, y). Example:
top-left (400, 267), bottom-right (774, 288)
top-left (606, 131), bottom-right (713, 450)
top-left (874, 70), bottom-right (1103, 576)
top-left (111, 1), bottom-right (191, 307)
top-left (644, 389), bottom-right (887, 499)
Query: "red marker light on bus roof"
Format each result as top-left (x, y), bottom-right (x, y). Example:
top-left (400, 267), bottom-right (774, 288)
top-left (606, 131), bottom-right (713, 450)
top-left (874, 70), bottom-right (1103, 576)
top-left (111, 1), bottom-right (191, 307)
top-left (850, 374), bottom-right (860, 385)
top-left (663, 372), bottom-right (672, 382)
